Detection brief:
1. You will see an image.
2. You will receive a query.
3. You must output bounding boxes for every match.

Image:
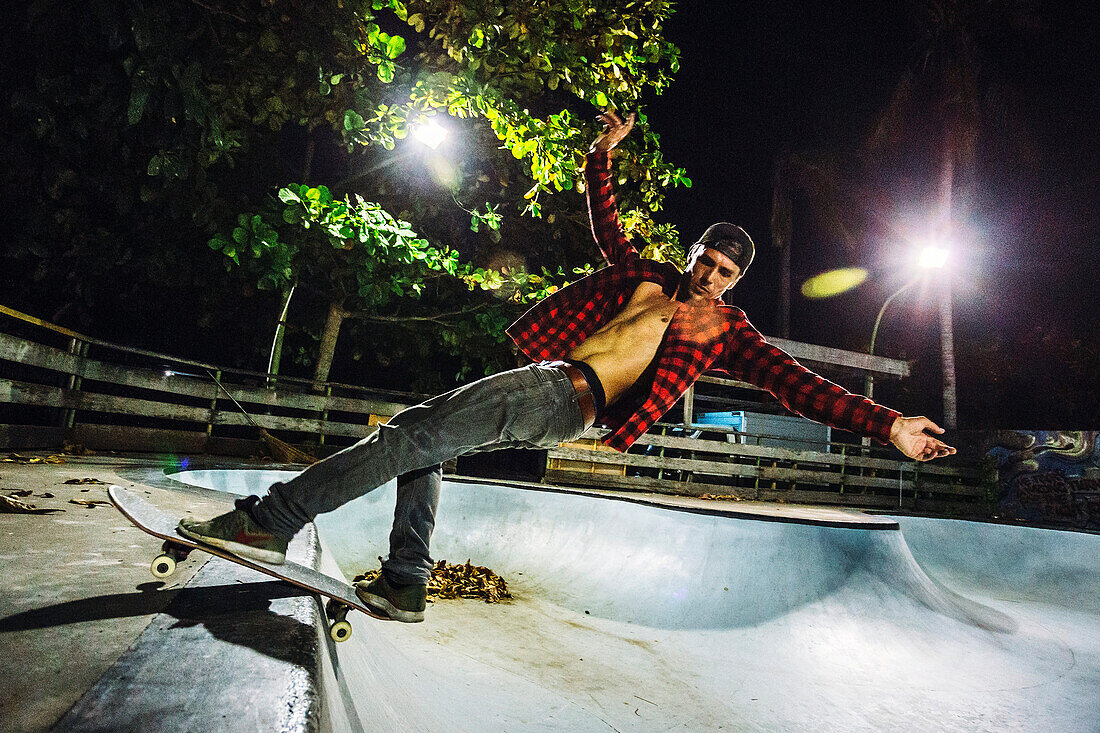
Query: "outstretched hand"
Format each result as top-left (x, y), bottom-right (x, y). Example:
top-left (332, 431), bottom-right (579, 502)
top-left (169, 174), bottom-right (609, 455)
top-left (889, 416), bottom-right (956, 461)
top-left (590, 111), bottom-right (636, 152)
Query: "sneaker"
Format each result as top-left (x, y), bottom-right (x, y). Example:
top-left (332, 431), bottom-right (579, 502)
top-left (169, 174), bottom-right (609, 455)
top-left (177, 496), bottom-right (288, 565)
top-left (355, 573), bottom-right (427, 623)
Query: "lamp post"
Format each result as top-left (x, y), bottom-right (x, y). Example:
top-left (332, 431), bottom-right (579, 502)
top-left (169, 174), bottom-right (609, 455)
top-left (864, 245), bottom-right (951, 402)
top-left (938, 270), bottom-right (957, 431)
top-left (865, 278), bottom-right (918, 401)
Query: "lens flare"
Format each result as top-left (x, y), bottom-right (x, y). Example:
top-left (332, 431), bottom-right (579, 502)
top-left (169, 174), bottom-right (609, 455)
top-left (800, 268), bottom-right (869, 298)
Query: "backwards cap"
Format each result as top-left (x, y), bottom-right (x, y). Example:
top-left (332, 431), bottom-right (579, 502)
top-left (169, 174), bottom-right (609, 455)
top-left (693, 223), bottom-right (755, 273)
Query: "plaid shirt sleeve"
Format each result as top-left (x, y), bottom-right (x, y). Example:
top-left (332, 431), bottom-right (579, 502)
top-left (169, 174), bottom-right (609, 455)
top-left (584, 150), bottom-right (636, 265)
top-left (720, 311), bottom-right (901, 444)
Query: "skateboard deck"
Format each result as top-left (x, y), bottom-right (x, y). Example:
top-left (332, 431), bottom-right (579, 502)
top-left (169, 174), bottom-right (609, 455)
top-left (109, 485), bottom-right (387, 641)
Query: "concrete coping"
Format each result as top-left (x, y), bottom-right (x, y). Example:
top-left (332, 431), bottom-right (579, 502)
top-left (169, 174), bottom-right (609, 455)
top-left (42, 464), bottom-right (360, 732)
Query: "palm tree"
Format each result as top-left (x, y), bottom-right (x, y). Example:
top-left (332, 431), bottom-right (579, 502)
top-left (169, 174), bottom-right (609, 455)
top-left (772, 0), bottom-right (1041, 427)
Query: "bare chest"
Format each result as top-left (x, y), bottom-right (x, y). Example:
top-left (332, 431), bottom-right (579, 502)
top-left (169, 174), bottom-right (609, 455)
top-left (606, 282), bottom-right (680, 335)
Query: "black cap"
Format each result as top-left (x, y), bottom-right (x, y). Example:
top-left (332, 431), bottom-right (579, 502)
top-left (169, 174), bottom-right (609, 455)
top-left (693, 223), bottom-right (755, 273)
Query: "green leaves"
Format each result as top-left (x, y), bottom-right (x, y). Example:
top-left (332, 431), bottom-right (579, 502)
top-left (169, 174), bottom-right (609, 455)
top-left (343, 110), bottom-right (366, 131)
top-left (386, 35), bottom-right (406, 59)
top-left (467, 202), bottom-right (502, 234)
top-left (359, 19), bottom-right (406, 85)
top-left (126, 73), bottom-right (152, 126)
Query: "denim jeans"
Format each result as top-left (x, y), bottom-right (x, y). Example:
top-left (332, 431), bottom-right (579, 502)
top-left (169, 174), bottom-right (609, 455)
top-left (252, 362), bottom-right (588, 584)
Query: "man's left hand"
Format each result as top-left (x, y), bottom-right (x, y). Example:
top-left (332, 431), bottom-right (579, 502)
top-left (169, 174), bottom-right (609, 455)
top-left (590, 111), bottom-right (636, 152)
top-left (889, 416), bottom-right (957, 461)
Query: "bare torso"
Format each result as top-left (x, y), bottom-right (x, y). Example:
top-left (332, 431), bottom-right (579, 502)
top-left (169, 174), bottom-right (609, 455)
top-left (566, 282), bottom-right (680, 405)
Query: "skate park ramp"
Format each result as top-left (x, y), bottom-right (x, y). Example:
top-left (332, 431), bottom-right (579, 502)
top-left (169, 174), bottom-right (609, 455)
top-left (173, 469), bottom-right (1100, 731)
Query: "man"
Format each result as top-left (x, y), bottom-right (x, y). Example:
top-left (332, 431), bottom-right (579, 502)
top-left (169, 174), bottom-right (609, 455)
top-left (180, 112), bottom-right (954, 623)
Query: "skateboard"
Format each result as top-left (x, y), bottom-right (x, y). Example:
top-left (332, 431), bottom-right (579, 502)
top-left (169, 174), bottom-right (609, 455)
top-left (108, 485), bottom-right (388, 642)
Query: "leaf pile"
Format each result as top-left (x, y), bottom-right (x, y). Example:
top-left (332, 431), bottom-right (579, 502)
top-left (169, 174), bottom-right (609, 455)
top-left (63, 478), bottom-right (109, 485)
top-left (699, 493), bottom-right (746, 502)
top-left (355, 558), bottom-right (511, 604)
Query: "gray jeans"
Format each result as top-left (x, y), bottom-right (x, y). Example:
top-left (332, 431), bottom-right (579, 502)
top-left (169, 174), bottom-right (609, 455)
top-left (252, 362), bottom-right (588, 584)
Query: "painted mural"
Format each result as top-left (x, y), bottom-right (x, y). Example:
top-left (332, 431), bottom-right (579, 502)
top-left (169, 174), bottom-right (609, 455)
top-left (987, 431), bottom-right (1100, 530)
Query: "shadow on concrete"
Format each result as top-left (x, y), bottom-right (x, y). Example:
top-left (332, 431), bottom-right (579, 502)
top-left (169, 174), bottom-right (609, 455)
top-left (0, 580), bottom-right (317, 666)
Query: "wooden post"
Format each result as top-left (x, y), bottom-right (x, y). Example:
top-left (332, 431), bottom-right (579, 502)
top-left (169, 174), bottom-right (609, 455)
top-left (206, 370), bottom-right (221, 439)
top-left (839, 445), bottom-right (846, 495)
top-left (657, 425), bottom-right (666, 481)
top-left (319, 384), bottom-right (331, 446)
top-left (62, 339), bottom-right (89, 429)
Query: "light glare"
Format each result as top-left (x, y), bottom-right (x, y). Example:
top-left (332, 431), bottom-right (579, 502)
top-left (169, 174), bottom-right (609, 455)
top-left (918, 246), bottom-right (949, 269)
top-left (413, 119), bottom-right (448, 149)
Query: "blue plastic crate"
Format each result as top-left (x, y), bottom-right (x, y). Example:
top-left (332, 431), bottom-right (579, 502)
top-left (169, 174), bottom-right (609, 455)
top-left (694, 411), bottom-right (830, 452)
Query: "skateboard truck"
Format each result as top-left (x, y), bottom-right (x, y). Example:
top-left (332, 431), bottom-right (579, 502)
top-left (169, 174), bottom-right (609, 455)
top-left (148, 541), bottom-right (355, 641)
top-left (151, 541), bottom-right (192, 579)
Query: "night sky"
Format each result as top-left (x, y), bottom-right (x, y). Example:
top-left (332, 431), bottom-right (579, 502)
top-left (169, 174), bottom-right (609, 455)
top-left (644, 1), bottom-right (1099, 421)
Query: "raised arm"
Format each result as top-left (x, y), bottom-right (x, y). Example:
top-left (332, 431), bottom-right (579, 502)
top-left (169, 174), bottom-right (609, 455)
top-left (583, 111), bottom-right (636, 265)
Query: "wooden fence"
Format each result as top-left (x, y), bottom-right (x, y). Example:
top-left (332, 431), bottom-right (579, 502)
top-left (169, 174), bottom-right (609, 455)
top-left (0, 305), bottom-right (988, 513)
top-left (0, 305), bottom-right (416, 457)
top-left (548, 424), bottom-right (987, 513)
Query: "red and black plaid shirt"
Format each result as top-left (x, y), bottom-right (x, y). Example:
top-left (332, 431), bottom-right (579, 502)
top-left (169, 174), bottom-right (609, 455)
top-left (507, 150), bottom-right (900, 452)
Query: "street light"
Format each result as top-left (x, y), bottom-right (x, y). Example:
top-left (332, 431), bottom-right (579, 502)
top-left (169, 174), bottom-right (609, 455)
top-left (333, 115), bottom-right (452, 190)
top-left (918, 246), bottom-right (949, 270)
top-left (412, 118), bottom-right (448, 149)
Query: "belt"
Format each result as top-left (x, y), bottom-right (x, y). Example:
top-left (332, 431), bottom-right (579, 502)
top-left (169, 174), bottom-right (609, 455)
top-left (560, 363), bottom-right (597, 429)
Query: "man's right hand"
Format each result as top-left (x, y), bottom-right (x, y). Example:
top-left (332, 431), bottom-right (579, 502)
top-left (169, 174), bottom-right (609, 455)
top-left (591, 111), bottom-right (636, 152)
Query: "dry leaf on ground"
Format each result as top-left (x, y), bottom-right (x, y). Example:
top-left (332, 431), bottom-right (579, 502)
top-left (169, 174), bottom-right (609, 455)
top-left (3, 454), bottom-right (67, 465)
top-left (1, 495), bottom-right (62, 514)
top-left (69, 498), bottom-right (111, 508)
top-left (63, 478), bottom-right (108, 485)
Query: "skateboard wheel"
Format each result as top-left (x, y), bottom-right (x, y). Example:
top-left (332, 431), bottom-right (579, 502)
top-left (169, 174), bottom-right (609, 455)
top-left (151, 554), bottom-right (177, 579)
top-left (329, 620), bottom-right (352, 642)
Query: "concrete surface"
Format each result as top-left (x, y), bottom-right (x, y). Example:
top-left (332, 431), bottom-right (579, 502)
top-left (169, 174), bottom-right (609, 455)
top-left (0, 457), bottom-right (213, 732)
top-left (0, 456), bottom-right (355, 733)
top-left (190, 468), bottom-right (1100, 732)
top-left (3, 459), bottom-right (1098, 731)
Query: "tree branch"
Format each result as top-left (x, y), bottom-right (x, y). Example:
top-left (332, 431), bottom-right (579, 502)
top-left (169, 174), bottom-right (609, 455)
top-left (188, 0), bottom-right (248, 24)
top-left (346, 303), bottom-right (491, 325)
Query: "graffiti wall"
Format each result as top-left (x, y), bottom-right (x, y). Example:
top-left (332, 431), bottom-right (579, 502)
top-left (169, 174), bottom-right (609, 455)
top-left (987, 431), bottom-right (1100, 530)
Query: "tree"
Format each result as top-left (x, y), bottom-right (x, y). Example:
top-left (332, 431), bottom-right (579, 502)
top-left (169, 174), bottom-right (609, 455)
top-left (771, 0), bottom-right (1040, 424)
top-left (205, 0), bottom-right (691, 383)
top-left (3, 0), bottom-right (690, 388)
top-left (211, 182), bottom-right (564, 382)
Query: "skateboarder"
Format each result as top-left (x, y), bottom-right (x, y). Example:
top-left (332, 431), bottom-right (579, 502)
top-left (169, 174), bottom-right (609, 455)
top-left (179, 112), bottom-right (955, 623)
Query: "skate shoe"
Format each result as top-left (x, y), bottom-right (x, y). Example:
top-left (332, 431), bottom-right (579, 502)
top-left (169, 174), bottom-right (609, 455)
top-left (355, 573), bottom-right (427, 623)
top-left (177, 496), bottom-right (288, 565)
